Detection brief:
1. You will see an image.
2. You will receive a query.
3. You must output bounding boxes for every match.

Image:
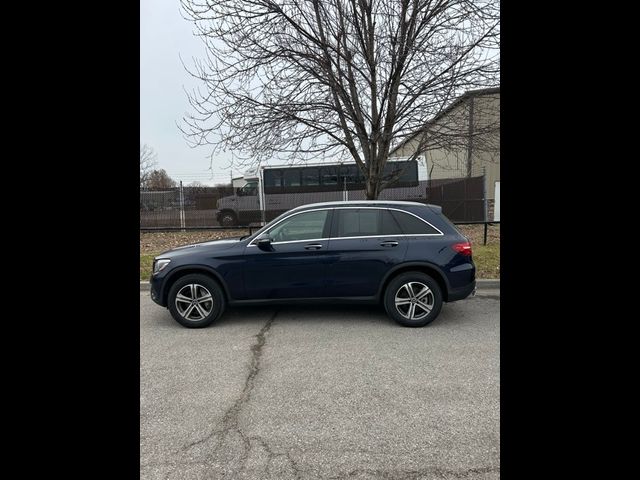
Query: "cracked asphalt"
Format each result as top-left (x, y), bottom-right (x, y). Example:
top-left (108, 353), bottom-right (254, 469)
top-left (140, 291), bottom-right (499, 480)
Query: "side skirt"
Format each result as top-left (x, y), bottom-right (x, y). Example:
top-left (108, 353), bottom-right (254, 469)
top-left (228, 296), bottom-right (379, 307)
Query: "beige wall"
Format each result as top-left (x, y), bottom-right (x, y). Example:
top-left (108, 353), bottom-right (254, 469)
top-left (390, 92), bottom-right (500, 199)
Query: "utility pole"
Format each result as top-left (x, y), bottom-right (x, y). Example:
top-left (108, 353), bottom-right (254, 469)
top-left (467, 96), bottom-right (475, 178)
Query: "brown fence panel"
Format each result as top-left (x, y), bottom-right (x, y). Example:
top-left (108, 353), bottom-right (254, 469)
top-left (426, 176), bottom-right (485, 221)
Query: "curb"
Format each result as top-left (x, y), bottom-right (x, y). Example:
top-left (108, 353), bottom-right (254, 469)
top-left (140, 279), bottom-right (499, 291)
top-left (476, 279), bottom-right (500, 289)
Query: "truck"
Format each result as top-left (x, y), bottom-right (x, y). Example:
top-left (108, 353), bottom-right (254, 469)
top-left (216, 158), bottom-right (428, 226)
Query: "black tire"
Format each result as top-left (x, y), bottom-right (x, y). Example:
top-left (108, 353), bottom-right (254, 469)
top-left (167, 274), bottom-right (226, 328)
top-left (383, 272), bottom-right (443, 327)
top-left (219, 211), bottom-right (237, 227)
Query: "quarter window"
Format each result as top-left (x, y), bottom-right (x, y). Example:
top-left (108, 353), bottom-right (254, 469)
top-left (267, 210), bottom-right (328, 243)
top-left (390, 210), bottom-right (440, 234)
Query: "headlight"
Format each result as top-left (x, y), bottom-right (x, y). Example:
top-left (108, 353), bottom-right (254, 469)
top-left (153, 258), bottom-right (171, 274)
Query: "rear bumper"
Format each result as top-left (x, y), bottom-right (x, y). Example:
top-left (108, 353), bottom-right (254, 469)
top-left (447, 280), bottom-right (476, 302)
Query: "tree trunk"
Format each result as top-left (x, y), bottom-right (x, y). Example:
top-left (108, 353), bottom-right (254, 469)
top-left (365, 176), bottom-right (380, 200)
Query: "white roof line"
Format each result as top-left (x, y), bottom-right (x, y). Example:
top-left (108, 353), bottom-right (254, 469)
top-left (258, 158), bottom-right (416, 170)
top-left (291, 200), bottom-right (432, 210)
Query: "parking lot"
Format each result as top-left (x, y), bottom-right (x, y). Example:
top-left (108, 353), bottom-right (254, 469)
top-left (140, 290), bottom-right (500, 480)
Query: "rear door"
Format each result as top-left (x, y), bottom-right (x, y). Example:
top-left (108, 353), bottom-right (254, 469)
top-left (324, 208), bottom-right (408, 297)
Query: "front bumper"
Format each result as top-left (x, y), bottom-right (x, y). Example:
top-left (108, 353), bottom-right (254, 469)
top-left (447, 280), bottom-right (476, 302)
top-left (149, 275), bottom-right (165, 306)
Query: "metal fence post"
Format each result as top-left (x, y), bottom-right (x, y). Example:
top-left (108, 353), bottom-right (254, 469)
top-left (259, 166), bottom-right (266, 226)
top-left (484, 222), bottom-right (488, 245)
top-left (482, 166), bottom-right (488, 222)
top-left (179, 181), bottom-right (186, 231)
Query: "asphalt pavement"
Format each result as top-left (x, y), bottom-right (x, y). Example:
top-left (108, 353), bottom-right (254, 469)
top-left (140, 291), bottom-right (500, 479)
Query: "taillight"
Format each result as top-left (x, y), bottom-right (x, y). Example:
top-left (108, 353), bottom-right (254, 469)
top-left (451, 241), bottom-right (472, 256)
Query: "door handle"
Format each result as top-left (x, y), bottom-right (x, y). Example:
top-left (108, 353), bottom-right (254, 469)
top-left (380, 241), bottom-right (399, 247)
top-left (304, 244), bottom-right (323, 250)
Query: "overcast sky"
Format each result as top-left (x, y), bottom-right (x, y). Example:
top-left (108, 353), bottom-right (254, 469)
top-left (140, 0), bottom-right (237, 185)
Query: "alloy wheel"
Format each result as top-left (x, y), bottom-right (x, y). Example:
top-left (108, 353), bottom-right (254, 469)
top-left (175, 284), bottom-right (214, 321)
top-left (394, 282), bottom-right (434, 320)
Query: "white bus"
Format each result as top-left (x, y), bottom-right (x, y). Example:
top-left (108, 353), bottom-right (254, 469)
top-left (216, 158), bottom-right (428, 226)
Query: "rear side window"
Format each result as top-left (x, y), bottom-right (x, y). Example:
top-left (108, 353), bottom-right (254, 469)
top-left (390, 210), bottom-right (441, 235)
top-left (333, 209), bottom-right (403, 237)
top-left (336, 209), bottom-right (379, 237)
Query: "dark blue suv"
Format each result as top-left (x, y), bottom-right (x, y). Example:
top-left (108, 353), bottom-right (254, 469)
top-left (150, 201), bottom-right (476, 328)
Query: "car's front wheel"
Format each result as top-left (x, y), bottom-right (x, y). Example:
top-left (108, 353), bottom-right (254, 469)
top-left (167, 274), bottom-right (225, 328)
top-left (383, 272), bottom-right (443, 327)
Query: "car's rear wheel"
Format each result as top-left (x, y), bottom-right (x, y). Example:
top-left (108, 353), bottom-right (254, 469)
top-left (219, 211), bottom-right (237, 227)
top-left (167, 274), bottom-right (225, 328)
top-left (383, 272), bottom-right (443, 327)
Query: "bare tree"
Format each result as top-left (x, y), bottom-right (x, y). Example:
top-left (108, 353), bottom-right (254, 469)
top-left (140, 144), bottom-right (158, 188)
top-left (181, 0), bottom-right (499, 199)
top-left (146, 169), bottom-right (177, 189)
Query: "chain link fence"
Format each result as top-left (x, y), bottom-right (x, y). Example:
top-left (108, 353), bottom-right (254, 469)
top-left (141, 173), bottom-right (491, 229)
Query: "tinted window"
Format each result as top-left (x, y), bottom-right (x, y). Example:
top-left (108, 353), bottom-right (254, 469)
top-left (383, 160), bottom-right (418, 184)
top-left (283, 169), bottom-right (301, 187)
top-left (391, 210), bottom-right (440, 234)
top-left (381, 209), bottom-right (402, 234)
top-left (301, 168), bottom-right (319, 186)
top-left (321, 166), bottom-right (338, 186)
top-left (335, 209), bottom-right (382, 237)
top-left (264, 170), bottom-right (283, 188)
top-left (341, 165), bottom-right (363, 185)
top-left (268, 210), bottom-right (328, 242)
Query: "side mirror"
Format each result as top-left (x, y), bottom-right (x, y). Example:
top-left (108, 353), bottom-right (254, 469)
top-left (256, 235), bottom-right (273, 251)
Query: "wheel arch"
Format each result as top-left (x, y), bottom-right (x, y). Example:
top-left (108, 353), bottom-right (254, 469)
top-left (378, 262), bottom-right (451, 302)
top-left (161, 265), bottom-right (231, 305)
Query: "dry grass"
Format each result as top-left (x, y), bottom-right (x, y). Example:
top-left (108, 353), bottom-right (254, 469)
top-left (140, 229), bottom-right (249, 255)
top-left (456, 224), bottom-right (500, 246)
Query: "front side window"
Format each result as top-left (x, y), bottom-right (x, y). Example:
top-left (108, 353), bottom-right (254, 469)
top-left (267, 210), bottom-right (329, 243)
top-left (239, 181), bottom-right (257, 196)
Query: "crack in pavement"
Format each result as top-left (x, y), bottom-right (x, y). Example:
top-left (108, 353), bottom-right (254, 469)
top-left (168, 308), bottom-right (498, 480)
top-left (178, 310), bottom-right (294, 479)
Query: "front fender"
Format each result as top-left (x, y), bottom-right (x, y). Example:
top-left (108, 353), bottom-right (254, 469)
top-left (161, 264), bottom-right (232, 305)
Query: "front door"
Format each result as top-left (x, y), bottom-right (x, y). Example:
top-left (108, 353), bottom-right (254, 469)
top-left (242, 209), bottom-right (332, 299)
